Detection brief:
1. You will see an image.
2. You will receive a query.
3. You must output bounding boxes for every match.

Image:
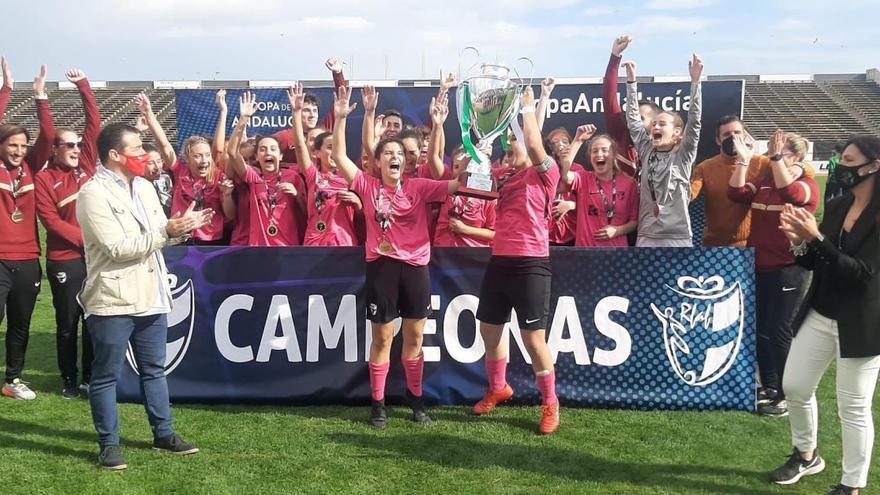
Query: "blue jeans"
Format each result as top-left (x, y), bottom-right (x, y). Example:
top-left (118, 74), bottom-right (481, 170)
top-left (88, 314), bottom-right (174, 448)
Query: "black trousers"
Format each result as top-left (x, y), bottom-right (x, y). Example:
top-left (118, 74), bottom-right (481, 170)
top-left (47, 258), bottom-right (92, 382)
top-left (0, 259), bottom-right (41, 383)
top-left (756, 264), bottom-right (808, 398)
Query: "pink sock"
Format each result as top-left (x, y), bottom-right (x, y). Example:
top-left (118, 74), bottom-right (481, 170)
top-left (535, 370), bottom-right (558, 405)
top-left (368, 361), bottom-right (390, 402)
top-left (486, 357), bottom-right (508, 393)
top-left (402, 353), bottom-right (424, 397)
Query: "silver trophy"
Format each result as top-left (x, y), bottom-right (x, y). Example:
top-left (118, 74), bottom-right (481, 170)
top-left (455, 48), bottom-right (532, 199)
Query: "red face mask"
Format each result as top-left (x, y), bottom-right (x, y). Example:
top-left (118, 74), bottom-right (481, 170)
top-left (116, 151), bottom-right (151, 177)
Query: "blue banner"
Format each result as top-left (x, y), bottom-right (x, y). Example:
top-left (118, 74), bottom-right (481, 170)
top-left (118, 247), bottom-right (756, 411)
top-left (175, 80), bottom-right (744, 164)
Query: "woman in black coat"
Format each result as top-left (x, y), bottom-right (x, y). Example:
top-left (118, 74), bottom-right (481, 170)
top-left (770, 135), bottom-right (880, 495)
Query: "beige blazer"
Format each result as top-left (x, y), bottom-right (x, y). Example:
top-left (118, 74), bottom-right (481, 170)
top-left (76, 169), bottom-right (179, 316)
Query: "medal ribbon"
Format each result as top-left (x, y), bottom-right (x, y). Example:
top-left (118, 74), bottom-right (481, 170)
top-left (596, 173), bottom-right (617, 221)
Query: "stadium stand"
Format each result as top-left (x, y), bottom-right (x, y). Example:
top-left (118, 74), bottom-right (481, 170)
top-left (1, 71), bottom-right (877, 159)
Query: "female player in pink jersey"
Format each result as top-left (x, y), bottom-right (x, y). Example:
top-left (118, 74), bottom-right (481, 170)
top-left (288, 84), bottom-right (361, 246)
top-left (559, 125), bottom-right (639, 247)
top-left (425, 91), bottom-right (496, 247)
top-left (228, 92), bottom-right (305, 246)
top-left (472, 87), bottom-right (562, 435)
top-left (331, 86), bottom-right (459, 428)
top-left (136, 92), bottom-right (229, 244)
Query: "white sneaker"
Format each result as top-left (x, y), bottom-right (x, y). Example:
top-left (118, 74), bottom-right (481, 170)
top-left (2, 379), bottom-right (37, 400)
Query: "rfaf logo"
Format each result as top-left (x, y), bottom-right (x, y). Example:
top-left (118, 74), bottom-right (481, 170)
top-left (650, 276), bottom-right (744, 387)
top-left (126, 275), bottom-right (195, 375)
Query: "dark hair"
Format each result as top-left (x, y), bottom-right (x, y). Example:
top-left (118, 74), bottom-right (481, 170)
top-left (313, 131), bottom-right (333, 151)
top-left (637, 99), bottom-right (661, 114)
top-left (254, 134), bottom-right (281, 150)
top-left (97, 123), bottom-right (140, 164)
top-left (832, 141), bottom-right (846, 154)
top-left (53, 128), bottom-right (78, 145)
top-left (373, 137), bottom-right (405, 160)
top-left (303, 93), bottom-right (320, 107)
top-left (714, 115), bottom-right (744, 138)
top-left (142, 143), bottom-right (159, 154)
top-left (397, 129), bottom-right (421, 144)
top-left (0, 124), bottom-right (30, 144)
top-left (384, 109), bottom-right (403, 122)
top-left (843, 135), bottom-right (880, 163)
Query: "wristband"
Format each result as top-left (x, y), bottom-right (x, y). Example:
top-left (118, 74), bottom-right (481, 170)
top-left (770, 154), bottom-right (783, 162)
top-left (537, 155), bottom-right (555, 173)
top-left (34, 93), bottom-right (48, 100)
top-left (520, 106), bottom-right (536, 114)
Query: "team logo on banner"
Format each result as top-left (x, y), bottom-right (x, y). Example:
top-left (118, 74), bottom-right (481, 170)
top-left (126, 276), bottom-right (195, 375)
top-left (650, 276), bottom-right (744, 387)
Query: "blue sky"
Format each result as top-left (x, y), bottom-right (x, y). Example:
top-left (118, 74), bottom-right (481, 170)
top-left (3, 0), bottom-right (877, 82)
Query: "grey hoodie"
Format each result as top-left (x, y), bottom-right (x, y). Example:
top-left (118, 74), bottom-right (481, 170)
top-left (626, 80), bottom-right (702, 241)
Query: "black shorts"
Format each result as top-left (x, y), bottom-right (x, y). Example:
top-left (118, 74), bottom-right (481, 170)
top-left (476, 256), bottom-right (552, 331)
top-left (365, 257), bottom-right (432, 324)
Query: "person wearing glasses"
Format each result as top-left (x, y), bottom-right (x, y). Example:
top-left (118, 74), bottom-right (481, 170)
top-left (0, 64), bottom-right (54, 401)
top-left (34, 68), bottom-right (101, 399)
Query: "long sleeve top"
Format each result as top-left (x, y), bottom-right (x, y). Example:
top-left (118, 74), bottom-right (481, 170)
top-left (35, 79), bottom-right (102, 260)
top-left (602, 54), bottom-right (639, 177)
top-left (627, 80), bottom-right (702, 241)
top-left (0, 97), bottom-right (55, 260)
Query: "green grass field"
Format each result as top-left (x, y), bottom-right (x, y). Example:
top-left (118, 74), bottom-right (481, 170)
top-left (3, 173), bottom-right (877, 495)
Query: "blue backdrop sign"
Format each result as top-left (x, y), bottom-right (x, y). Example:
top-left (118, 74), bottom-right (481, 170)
top-left (118, 247), bottom-right (756, 411)
top-left (175, 80), bottom-right (743, 164)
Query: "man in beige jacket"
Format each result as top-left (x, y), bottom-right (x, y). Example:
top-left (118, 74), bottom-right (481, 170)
top-left (77, 122), bottom-right (212, 471)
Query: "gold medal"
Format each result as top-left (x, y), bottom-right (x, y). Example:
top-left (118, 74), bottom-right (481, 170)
top-left (10, 208), bottom-right (24, 224)
top-left (316, 220), bottom-right (327, 232)
top-left (267, 224), bottom-right (278, 237)
top-left (379, 240), bottom-right (393, 254)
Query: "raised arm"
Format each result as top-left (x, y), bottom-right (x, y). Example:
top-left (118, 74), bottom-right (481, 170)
top-left (561, 125), bottom-right (596, 186)
top-left (331, 86), bottom-right (360, 185)
top-left (66, 69), bottom-right (101, 174)
top-left (135, 92), bottom-right (176, 168)
top-left (427, 93), bottom-right (449, 180)
top-left (0, 56), bottom-right (12, 121)
top-left (27, 64), bottom-right (55, 173)
top-left (536, 77), bottom-right (555, 131)
top-left (361, 85), bottom-right (380, 159)
top-left (603, 36), bottom-right (635, 154)
top-left (521, 87), bottom-right (548, 167)
top-left (680, 54), bottom-right (704, 165)
top-left (319, 58), bottom-right (348, 131)
top-left (213, 89), bottom-right (229, 166)
top-left (287, 83), bottom-right (313, 174)
top-left (227, 92), bottom-right (257, 180)
top-left (623, 61), bottom-right (649, 148)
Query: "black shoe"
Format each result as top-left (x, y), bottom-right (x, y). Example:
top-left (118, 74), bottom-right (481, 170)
top-left (827, 484), bottom-right (857, 495)
top-left (770, 448), bottom-right (825, 485)
top-left (757, 387), bottom-right (779, 405)
top-left (370, 400), bottom-right (387, 429)
top-left (79, 382), bottom-right (90, 397)
top-left (62, 377), bottom-right (80, 399)
top-left (759, 399), bottom-right (789, 417)
top-left (152, 434), bottom-right (199, 455)
top-left (404, 390), bottom-right (433, 425)
top-left (98, 445), bottom-right (127, 471)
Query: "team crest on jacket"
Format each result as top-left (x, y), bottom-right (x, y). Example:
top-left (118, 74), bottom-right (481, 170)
top-left (125, 276), bottom-right (195, 375)
top-left (650, 275), bottom-right (744, 387)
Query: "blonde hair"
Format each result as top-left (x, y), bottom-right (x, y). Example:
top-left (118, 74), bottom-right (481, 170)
top-left (182, 135), bottom-right (216, 183)
top-left (588, 134), bottom-right (620, 173)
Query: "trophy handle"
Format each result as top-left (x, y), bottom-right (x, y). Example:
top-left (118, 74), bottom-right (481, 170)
top-left (512, 57), bottom-right (535, 88)
top-left (458, 46), bottom-right (481, 80)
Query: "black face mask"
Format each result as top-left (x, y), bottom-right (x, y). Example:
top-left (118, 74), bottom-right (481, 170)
top-left (721, 136), bottom-right (736, 156)
top-left (833, 160), bottom-right (876, 189)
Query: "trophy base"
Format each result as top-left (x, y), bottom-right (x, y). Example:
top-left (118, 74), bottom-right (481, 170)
top-left (456, 186), bottom-right (499, 200)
